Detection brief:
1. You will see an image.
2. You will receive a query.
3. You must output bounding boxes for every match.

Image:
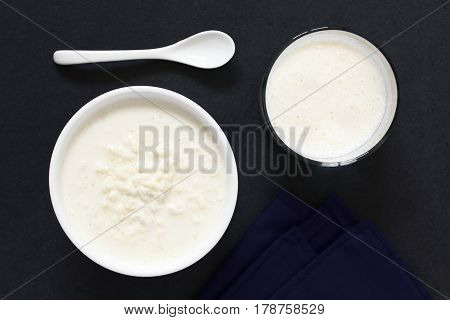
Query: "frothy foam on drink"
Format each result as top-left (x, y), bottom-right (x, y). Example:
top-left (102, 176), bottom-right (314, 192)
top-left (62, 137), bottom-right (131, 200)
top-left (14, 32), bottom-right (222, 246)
top-left (265, 30), bottom-right (396, 164)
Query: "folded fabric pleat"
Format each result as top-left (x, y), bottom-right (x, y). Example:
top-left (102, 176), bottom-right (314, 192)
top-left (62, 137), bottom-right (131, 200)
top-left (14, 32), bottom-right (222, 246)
top-left (220, 225), bottom-right (315, 299)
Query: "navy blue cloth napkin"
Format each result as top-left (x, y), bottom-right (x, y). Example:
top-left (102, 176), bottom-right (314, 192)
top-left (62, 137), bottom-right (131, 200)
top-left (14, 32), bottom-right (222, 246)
top-left (200, 191), bottom-right (429, 300)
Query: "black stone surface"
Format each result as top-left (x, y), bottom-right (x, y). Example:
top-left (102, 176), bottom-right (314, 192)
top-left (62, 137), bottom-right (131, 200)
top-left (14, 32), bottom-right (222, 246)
top-left (0, 0), bottom-right (448, 299)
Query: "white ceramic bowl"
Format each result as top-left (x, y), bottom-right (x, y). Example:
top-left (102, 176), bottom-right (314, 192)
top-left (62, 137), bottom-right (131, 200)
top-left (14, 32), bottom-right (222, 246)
top-left (49, 86), bottom-right (238, 277)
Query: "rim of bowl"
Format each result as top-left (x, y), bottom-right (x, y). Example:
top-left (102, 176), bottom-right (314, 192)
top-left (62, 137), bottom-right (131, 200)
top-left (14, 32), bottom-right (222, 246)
top-left (260, 27), bottom-right (399, 167)
top-left (49, 86), bottom-right (239, 277)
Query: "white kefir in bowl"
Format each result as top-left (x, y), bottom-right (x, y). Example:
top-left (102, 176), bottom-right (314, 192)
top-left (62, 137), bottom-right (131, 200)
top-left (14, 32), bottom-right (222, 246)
top-left (50, 87), bottom-right (238, 276)
top-left (265, 29), bottom-right (397, 165)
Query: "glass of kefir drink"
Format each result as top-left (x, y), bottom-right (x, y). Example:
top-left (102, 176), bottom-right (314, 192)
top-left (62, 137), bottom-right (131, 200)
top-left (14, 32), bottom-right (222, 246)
top-left (262, 28), bottom-right (398, 166)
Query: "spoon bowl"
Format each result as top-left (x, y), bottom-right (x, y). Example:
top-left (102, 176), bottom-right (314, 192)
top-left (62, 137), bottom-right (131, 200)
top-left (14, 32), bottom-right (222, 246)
top-left (165, 30), bottom-right (235, 69)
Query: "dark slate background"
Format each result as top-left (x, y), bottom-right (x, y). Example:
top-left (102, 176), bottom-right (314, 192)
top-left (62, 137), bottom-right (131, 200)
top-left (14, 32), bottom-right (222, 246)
top-left (0, 0), bottom-right (448, 299)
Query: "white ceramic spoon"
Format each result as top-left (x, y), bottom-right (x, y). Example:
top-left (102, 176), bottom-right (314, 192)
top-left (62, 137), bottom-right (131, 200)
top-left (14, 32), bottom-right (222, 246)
top-left (53, 30), bottom-right (235, 69)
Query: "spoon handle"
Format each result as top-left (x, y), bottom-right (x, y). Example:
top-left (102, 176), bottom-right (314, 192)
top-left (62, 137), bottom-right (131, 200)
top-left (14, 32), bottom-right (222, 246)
top-left (53, 48), bottom-right (167, 65)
